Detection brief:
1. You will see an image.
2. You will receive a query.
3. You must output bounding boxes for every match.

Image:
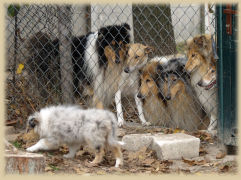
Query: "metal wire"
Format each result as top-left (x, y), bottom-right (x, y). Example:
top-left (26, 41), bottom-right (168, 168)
top-left (5, 4), bottom-right (217, 131)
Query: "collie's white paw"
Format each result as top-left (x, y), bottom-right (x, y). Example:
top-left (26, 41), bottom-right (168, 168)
top-left (117, 119), bottom-right (124, 127)
top-left (142, 121), bottom-right (151, 126)
top-left (115, 158), bottom-right (123, 168)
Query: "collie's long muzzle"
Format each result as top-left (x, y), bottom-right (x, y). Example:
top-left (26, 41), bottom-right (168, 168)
top-left (198, 79), bottom-right (216, 90)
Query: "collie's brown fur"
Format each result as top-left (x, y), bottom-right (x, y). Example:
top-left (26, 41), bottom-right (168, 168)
top-left (162, 73), bottom-right (208, 131)
top-left (96, 41), bottom-right (127, 108)
top-left (187, 34), bottom-right (212, 61)
top-left (138, 61), bottom-right (171, 126)
top-left (185, 47), bottom-right (217, 131)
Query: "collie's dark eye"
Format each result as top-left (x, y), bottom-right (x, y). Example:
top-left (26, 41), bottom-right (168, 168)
top-left (211, 69), bottom-right (215, 73)
top-left (192, 54), bottom-right (196, 57)
top-left (135, 55), bottom-right (140, 59)
top-left (146, 79), bottom-right (150, 83)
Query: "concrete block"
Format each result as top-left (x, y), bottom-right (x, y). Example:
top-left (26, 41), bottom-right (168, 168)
top-left (122, 133), bottom-right (153, 151)
top-left (5, 152), bottom-right (45, 174)
top-left (151, 133), bottom-right (200, 160)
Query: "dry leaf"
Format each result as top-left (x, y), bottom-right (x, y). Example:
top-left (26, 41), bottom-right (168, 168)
top-left (174, 128), bottom-right (182, 133)
top-left (220, 165), bottom-right (230, 172)
top-left (96, 170), bottom-right (106, 175)
top-left (74, 167), bottom-right (85, 175)
top-left (45, 166), bottom-right (53, 172)
top-left (199, 147), bottom-right (208, 156)
top-left (142, 158), bottom-right (155, 165)
top-left (182, 157), bottom-right (195, 166)
top-left (216, 151), bottom-right (226, 159)
top-left (16, 63), bottom-right (24, 74)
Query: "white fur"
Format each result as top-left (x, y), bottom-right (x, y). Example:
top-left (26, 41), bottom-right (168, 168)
top-left (26, 105), bottom-right (123, 166)
top-left (191, 72), bottom-right (217, 131)
top-left (116, 69), bottom-right (149, 127)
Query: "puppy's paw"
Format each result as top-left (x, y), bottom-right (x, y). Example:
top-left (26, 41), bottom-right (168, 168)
top-left (26, 146), bottom-right (37, 152)
top-left (142, 121), bottom-right (151, 126)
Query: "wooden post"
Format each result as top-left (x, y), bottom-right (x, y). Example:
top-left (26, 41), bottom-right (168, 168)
top-left (57, 5), bottom-right (73, 103)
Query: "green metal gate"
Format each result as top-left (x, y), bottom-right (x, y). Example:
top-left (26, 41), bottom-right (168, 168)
top-left (216, 4), bottom-right (238, 146)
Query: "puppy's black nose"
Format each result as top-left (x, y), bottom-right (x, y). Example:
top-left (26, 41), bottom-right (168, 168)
top-left (124, 67), bottom-right (130, 73)
top-left (165, 95), bottom-right (171, 100)
top-left (29, 120), bottom-right (36, 128)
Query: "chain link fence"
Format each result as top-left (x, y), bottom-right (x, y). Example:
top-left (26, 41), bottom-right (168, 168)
top-left (5, 3), bottom-right (217, 132)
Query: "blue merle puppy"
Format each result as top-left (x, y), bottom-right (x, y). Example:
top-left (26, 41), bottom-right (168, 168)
top-left (26, 105), bottom-right (123, 167)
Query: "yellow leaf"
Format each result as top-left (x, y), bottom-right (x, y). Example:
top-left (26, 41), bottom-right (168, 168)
top-left (16, 64), bottom-right (24, 74)
top-left (174, 128), bottom-right (181, 133)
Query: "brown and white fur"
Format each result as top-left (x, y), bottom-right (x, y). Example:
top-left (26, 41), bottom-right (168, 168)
top-left (197, 63), bottom-right (216, 90)
top-left (185, 48), bottom-right (217, 131)
top-left (26, 105), bottom-right (124, 168)
top-left (137, 60), bottom-right (171, 126)
top-left (114, 43), bottom-right (154, 127)
top-left (96, 41), bottom-right (127, 108)
top-left (187, 34), bottom-right (213, 63)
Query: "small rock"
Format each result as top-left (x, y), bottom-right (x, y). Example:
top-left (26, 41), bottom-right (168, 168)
top-left (216, 151), bottom-right (226, 159)
top-left (5, 133), bottom-right (21, 142)
top-left (5, 126), bottom-right (16, 135)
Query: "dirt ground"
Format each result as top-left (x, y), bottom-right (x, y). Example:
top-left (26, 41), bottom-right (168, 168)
top-left (5, 122), bottom-right (238, 175)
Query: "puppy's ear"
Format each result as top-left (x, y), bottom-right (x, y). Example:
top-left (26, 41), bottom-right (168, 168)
top-left (144, 46), bottom-right (155, 54)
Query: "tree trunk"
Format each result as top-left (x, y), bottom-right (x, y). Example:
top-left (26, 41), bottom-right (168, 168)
top-left (133, 4), bottom-right (176, 55)
top-left (57, 5), bottom-right (73, 103)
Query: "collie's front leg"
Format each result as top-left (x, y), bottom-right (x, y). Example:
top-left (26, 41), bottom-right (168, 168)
top-left (115, 89), bottom-right (124, 127)
top-left (135, 93), bottom-right (150, 126)
top-left (208, 113), bottom-right (217, 131)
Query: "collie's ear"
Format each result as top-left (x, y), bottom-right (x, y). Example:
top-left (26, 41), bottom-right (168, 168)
top-left (98, 27), bottom-right (107, 38)
top-left (123, 43), bottom-right (130, 51)
top-left (156, 63), bottom-right (164, 75)
top-left (144, 46), bottom-right (155, 54)
top-left (193, 35), bottom-right (208, 48)
top-left (104, 46), bottom-right (113, 58)
top-left (122, 23), bottom-right (131, 30)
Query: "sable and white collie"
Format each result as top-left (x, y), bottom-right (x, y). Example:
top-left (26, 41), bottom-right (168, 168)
top-left (137, 59), bottom-right (171, 126)
top-left (114, 43), bottom-right (154, 127)
top-left (185, 48), bottom-right (217, 131)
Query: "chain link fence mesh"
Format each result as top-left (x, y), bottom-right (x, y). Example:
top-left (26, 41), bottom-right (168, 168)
top-left (5, 3), bottom-right (217, 132)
